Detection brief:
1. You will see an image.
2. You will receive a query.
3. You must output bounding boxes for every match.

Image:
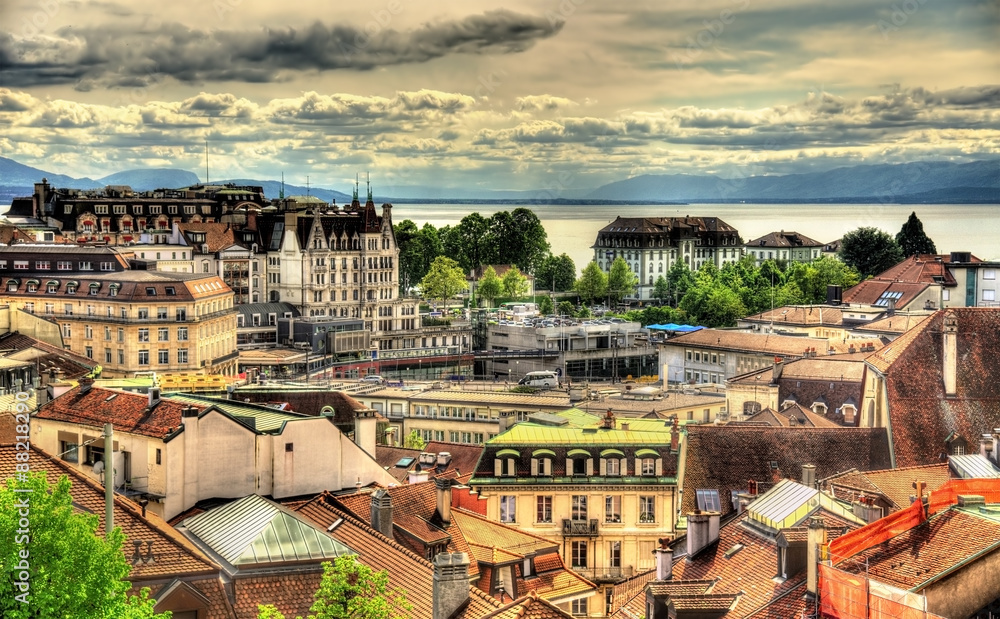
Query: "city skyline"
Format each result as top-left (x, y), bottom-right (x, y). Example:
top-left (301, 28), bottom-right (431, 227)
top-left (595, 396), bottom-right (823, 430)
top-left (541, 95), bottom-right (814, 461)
top-left (1, 0), bottom-right (997, 192)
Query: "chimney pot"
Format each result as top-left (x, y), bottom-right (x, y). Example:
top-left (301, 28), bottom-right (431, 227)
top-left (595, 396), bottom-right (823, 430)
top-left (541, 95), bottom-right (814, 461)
top-left (435, 477), bottom-right (453, 523)
top-left (370, 489), bottom-right (393, 538)
top-left (433, 552), bottom-right (470, 619)
top-left (807, 516), bottom-right (827, 597)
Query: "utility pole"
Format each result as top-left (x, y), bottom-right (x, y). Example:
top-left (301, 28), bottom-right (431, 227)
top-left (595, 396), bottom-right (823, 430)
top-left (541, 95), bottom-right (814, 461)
top-left (104, 423), bottom-right (113, 534)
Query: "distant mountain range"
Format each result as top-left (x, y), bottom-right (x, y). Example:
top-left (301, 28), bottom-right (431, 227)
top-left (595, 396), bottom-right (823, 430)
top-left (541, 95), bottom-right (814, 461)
top-left (1, 155), bottom-right (997, 205)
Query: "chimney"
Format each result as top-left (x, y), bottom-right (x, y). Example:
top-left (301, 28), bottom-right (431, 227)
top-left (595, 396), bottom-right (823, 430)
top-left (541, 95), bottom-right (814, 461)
top-left (432, 552), bottom-right (470, 619)
top-left (851, 496), bottom-right (883, 523)
top-left (78, 376), bottom-right (95, 395)
top-left (435, 477), bottom-right (452, 524)
top-left (772, 357), bottom-right (785, 382)
top-left (980, 434), bottom-right (995, 462)
top-left (354, 409), bottom-right (377, 456)
top-left (419, 452), bottom-right (437, 467)
top-left (654, 538), bottom-right (673, 580)
top-left (943, 312), bottom-right (958, 397)
top-left (370, 489), bottom-right (393, 538)
top-left (806, 516), bottom-right (827, 598)
top-left (670, 418), bottom-right (680, 453)
top-left (148, 386), bottom-right (161, 408)
top-left (801, 464), bottom-right (816, 488)
top-left (621, 422), bottom-right (630, 432)
top-left (685, 510), bottom-right (720, 558)
top-left (437, 452), bottom-right (452, 468)
top-left (408, 470), bottom-right (430, 485)
top-left (602, 409), bottom-right (615, 429)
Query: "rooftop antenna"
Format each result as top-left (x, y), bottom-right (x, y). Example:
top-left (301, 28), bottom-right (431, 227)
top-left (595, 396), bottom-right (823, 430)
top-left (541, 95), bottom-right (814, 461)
top-left (306, 175), bottom-right (310, 198)
top-left (353, 174), bottom-right (359, 202)
top-left (280, 172), bottom-right (285, 200)
top-left (204, 137), bottom-right (209, 184)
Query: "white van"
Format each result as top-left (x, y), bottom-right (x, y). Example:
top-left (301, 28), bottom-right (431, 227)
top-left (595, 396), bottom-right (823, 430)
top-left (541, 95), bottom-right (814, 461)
top-left (518, 371), bottom-right (559, 387)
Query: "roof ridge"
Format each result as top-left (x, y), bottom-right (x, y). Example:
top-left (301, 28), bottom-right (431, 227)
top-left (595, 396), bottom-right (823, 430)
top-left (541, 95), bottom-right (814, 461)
top-left (452, 507), bottom-right (561, 547)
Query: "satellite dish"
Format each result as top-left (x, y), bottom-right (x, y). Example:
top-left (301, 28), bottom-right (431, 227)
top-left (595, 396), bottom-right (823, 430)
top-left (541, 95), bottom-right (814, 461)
top-left (92, 460), bottom-right (105, 475)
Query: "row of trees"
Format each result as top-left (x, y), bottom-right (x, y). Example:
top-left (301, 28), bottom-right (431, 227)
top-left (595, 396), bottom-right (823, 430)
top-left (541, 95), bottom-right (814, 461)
top-left (396, 209), bottom-right (556, 294)
top-left (839, 212), bottom-right (937, 278)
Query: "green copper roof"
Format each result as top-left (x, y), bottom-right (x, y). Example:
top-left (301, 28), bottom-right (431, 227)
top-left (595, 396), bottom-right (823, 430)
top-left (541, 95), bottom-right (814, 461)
top-left (489, 408), bottom-right (673, 446)
top-left (181, 494), bottom-right (354, 566)
top-left (166, 394), bottom-right (307, 433)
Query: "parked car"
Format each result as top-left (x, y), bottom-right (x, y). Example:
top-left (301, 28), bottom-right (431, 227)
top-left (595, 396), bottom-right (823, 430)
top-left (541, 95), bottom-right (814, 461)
top-left (361, 375), bottom-right (386, 384)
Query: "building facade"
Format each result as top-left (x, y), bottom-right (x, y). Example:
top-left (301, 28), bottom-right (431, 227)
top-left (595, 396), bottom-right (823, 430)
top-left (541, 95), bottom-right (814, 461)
top-left (591, 216), bottom-right (742, 301)
top-left (742, 230), bottom-right (824, 264)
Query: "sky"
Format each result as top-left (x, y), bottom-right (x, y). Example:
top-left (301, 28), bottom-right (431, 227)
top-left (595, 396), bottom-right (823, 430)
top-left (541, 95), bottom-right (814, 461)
top-left (0, 0), bottom-right (997, 193)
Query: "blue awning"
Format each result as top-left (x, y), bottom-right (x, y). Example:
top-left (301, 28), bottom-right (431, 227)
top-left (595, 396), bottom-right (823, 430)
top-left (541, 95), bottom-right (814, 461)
top-left (646, 323), bottom-right (704, 333)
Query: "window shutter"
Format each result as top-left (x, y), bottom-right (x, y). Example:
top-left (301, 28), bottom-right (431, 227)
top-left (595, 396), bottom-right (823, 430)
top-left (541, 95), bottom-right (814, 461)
top-left (508, 458), bottom-right (515, 475)
top-left (655, 458), bottom-right (663, 476)
top-left (531, 458), bottom-right (539, 476)
top-left (586, 458), bottom-right (594, 476)
top-left (599, 458), bottom-right (607, 476)
top-left (635, 458), bottom-right (641, 475)
top-left (620, 458), bottom-right (627, 475)
top-left (495, 459), bottom-right (502, 477)
top-left (543, 459), bottom-right (551, 476)
top-left (567, 458), bottom-right (573, 475)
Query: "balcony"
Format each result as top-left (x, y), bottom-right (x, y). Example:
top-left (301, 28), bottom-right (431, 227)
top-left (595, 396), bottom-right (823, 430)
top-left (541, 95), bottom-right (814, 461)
top-left (572, 566), bottom-right (634, 583)
top-left (562, 518), bottom-right (599, 537)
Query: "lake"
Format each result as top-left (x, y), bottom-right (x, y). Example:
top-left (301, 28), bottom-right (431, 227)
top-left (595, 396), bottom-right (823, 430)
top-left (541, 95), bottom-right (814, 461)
top-left (389, 203), bottom-right (1000, 274)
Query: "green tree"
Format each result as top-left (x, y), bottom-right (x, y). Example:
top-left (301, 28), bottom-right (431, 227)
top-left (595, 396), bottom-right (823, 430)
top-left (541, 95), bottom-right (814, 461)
top-left (538, 296), bottom-right (554, 315)
top-left (476, 266), bottom-right (502, 309)
top-left (679, 262), bottom-right (746, 327)
top-left (446, 213), bottom-right (495, 273)
top-left (535, 253), bottom-right (577, 292)
top-left (557, 300), bottom-right (576, 317)
top-left (402, 430), bottom-right (425, 450)
top-left (258, 555), bottom-right (411, 619)
top-left (896, 211), bottom-right (937, 257)
top-left (652, 275), bottom-right (670, 305)
top-left (786, 257), bottom-right (861, 304)
top-left (839, 227), bottom-right (905, 279)
top-left (420, 256), bottom-right (468, 306)
top-left (394, 219), bottom-right (422, 294)
top-left (508, 208), bottom-right (551, 273)
top-left (666, 260), bottom-right (695, 306)
top-left (574, 261), bottom-right (607, 306)
top-left (607, 257), bottom-right (639, 305)
top-left (500, 266), bottom-right (529, 299)
top-left (0, 473), bottom-right (168, 619)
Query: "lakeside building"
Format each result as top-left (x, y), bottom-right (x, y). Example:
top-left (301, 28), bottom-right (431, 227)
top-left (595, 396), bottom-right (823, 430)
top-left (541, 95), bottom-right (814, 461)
top-left (742, 230), bottom-right (824, 265)
top-left (591, 216), bottom-right (742, 302)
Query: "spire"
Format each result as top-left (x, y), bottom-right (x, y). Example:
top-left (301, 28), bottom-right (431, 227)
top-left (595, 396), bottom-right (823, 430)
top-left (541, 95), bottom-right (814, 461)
top-left (353, 174), bottom-right (359, 202)
top-left (366, 171), bottom-right (373, 203)
top-left (280, 172), bottom-right (285, 199)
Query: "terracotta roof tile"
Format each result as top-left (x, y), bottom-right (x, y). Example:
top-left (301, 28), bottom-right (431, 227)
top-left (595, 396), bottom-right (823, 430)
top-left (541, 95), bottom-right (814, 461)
top-left (36, 385), bottom-right (195, 439)
top-left (874, 309), bottom-right (1000, 467)
top-left (138, 577), bottom-right (236, 619)
top-left (0, 332), bottom-right (97, 378)
top-left (682, 425), bottom-right (893, 515)
top-left (665, 329), bottom-right (871, 357)
top-left (478, 591), bottom-right (574, 619)
top-left (742, 305), bottom-right (845, 327)
top-left (231, 571), bottom-right (324, 619)
top-left (842, 280), bottom-right (931, 310)
top-left (745, 231), bottom-right (823, 249)
top-left (826, 463), bottom-right (952, 510)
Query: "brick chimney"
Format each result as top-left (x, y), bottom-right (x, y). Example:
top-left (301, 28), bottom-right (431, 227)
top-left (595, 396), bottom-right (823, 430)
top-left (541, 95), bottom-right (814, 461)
top-left (370, 489), bottom-right (393, 538)
top-left (432, 552), bottom-right (469, 619)
top-left (943, 312), bottom-right (958, 397)
top-left (669, 418), bottom-right (680, 453)
top-left (772, 357), bottom-right (785, 382)
top-left (806, 516), bottom-right (827, 598)
top-left (435, 477), bottom-right (452, 524)
top-left (78, 376), bottom-right (95, 395)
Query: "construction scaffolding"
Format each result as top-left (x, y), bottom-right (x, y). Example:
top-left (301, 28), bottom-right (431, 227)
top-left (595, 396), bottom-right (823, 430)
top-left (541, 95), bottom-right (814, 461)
top-left (819, 563), bottom-right (947, 619)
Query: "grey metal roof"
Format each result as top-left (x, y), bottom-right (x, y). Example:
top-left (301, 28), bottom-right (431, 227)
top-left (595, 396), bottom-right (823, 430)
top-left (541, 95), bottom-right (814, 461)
top-left (180, 494), bottom-right (354, 566)
top-left (949, 454), bottom-right (1000, 479)
top-left (235, 302), bottom-right (300, 318)
top-left (164, 394), bottom-right (307, 433)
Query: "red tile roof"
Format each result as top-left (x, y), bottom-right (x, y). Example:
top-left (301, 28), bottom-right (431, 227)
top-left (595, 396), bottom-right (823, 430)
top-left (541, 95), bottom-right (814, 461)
top-left (36, 386), bottom-right (196, 438)
top-left (0, 444), bottom-right (221, 581)
top-left (824, 463), bottom-right (952, 510)
top-left (139, 577), bottom-right (236, 619)
top-left (745, 231), bottom-right (824, 249)
top-left (478, 591), bottom-right (574, 619)
top-left (842, 280), bottom-right (931, 309)
top-left (873, 309), bottom-right (1000, 467)
top-left (665, 328), bottom-right (873, 357)
top-left (231, 571), bottom-right (323, 619)
top-left (682, 425), bottom-right (893, 515)
top-left (742, 305), bottom-right (846, 327)
top-left (0, 331), bottom-right (97, 379)
top-left (875, 254), bottom-right (981, 286)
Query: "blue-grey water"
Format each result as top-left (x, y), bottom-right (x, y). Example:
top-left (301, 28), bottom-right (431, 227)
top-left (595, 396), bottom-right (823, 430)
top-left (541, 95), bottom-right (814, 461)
top-left (390, 203), bottom-right (1000, 273)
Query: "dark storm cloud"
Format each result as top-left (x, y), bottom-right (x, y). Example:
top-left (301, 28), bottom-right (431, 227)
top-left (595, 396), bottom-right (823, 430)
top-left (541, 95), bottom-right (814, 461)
top-left (0, 10), bottom-right (562, 88)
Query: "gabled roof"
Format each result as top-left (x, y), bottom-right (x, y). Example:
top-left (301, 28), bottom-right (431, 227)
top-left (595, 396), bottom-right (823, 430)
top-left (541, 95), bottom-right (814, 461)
top-left (855, 311), bottom-right (935, 336)
top-left (737, 403), bottom-right (839, 428)
top-left (0, 331), bottom-right (96, 379)
top-left (0, 444), bottom-right (220, 581)
top-left (741, 305), bottom-right (847, 327)
top-left (870, 309), bottom-right (1000, 467)
top-left (681, 425), bottom-right (892, 515)
top-left (663, 328), bottom-right (871, 357)
top-left (745, 230), bottom-right (824, 249)
top-left (875, 253), bottom-right (981, 286)
top-left (164, 393), bottom-right (311, 433)
top-left (841, 279), bottom-right (932, 310)
top-left (950, 454), bottom-right (1000, 479)
top-left (178, 494), bottom-right (354, 568)
top-left (824, 463), bottom-right (953, 511)
top-left (478, 591), bottom-right (574, 619)
top-left (36, 386), bottom-right (195, 438)
top-left (175, 222), bottom-right (243, 254)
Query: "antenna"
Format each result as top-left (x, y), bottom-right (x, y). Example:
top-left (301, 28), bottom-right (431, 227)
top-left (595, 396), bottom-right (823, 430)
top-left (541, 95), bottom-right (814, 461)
top-left (306, 175), bottom-right (310, 198)
top-left (280, 172), bottom-right (285, 200)
top-left (204, 137), bottom-right (209, 184)
top-left (353, 174), bottom-right (359, 202)
top-left (366, 171), bottom-right (372, 202)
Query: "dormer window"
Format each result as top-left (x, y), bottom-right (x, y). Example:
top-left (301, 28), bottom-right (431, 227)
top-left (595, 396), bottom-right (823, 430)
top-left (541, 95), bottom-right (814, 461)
top-left (495, 449), bottom-right (519, 477)
top-left (600, 448), bottom-right (626, 476)
top-left (531, 449), bottom-right (554, 476)
top-left (567, 449), bottom-right (593, 476)
top-left (635, 449), bottom-right (661, 476)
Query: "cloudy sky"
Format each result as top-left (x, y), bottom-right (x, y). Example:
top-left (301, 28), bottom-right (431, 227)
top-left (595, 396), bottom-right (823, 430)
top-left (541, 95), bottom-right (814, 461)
top-left (0, 0), bottom-right (997, 192)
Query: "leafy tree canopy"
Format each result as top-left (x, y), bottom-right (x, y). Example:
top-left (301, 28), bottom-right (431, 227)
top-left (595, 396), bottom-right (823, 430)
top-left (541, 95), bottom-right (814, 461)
top-left (839, 227), bottom-right (905, 279)
top-left (420, 256), bottom-right (468, 305)
top-left (607, 257), bottom-right (639, 304)
top-left (476, 266), bottom-right (502, 309)
top-left (402, 430), bottom-right (425, 450)
top-left (500, 266), bottom-right (529, 300)
top-left (574, 261), bottom-right (608, 305)
top-left (534, 253), bottom-right (577, 292)
top-left (896, 211), bottom-right (937, 257)
top-left (0, 473), bottom-right (168, 619)
top-left (258, 555), bottom-right (411, 619)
